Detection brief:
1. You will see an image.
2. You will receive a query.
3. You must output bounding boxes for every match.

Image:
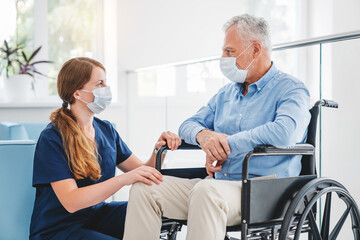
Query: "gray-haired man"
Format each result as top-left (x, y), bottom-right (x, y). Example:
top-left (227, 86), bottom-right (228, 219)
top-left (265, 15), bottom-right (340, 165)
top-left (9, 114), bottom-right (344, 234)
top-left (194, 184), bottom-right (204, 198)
top-left (123, 14), bottom-right (310, 240)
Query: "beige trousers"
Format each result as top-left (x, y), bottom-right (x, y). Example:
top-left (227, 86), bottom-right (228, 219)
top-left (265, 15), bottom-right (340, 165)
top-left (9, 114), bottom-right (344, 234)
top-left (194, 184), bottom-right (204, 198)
top-left (123, 175), bottom-right (243, 240)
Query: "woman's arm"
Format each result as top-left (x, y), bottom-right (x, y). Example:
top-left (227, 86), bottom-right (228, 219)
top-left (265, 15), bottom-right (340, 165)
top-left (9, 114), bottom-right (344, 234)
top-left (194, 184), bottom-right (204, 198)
top-left (117, 131), bottom-right (182, 171)
top-left (51, 162), bottom-right (162, 213)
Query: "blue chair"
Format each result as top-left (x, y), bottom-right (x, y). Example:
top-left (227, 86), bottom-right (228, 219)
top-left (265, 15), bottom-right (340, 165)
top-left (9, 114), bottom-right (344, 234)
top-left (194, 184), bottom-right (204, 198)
top-left (0, 140), bottom-right (37, 240)
top-left (0, 122), bottom-right (48, 140)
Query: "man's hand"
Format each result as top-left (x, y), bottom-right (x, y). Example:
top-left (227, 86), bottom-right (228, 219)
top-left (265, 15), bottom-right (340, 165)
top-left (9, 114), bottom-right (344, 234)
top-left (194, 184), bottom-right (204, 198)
top-left (205, 155), bottom-right (225, 178)
top-left (196, 129), bottom-right (231, 176)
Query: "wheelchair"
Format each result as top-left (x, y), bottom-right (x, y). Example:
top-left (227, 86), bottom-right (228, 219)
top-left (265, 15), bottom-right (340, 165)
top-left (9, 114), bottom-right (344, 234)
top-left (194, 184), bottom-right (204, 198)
top-left (156, 99), bottom-right (360, 240)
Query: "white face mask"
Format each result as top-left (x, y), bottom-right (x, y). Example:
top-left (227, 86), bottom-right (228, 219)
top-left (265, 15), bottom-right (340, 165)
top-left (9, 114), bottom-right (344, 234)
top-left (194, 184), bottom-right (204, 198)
top-left (79, 86), bottom-right (112, 114)
top-left (219, 43), bottom-right (255, 83)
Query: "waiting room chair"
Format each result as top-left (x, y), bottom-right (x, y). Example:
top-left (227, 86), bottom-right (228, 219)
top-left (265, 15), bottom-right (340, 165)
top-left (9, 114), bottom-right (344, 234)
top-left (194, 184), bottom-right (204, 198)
top-left (0, 121), bottom-right (49, 140)
top-left (0, 140), bottom-right (37, 240)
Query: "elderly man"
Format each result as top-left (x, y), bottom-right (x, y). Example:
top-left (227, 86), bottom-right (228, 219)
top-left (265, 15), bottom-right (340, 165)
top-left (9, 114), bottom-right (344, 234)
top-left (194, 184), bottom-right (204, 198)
top-left (123, 14), bottom-right (310, 240)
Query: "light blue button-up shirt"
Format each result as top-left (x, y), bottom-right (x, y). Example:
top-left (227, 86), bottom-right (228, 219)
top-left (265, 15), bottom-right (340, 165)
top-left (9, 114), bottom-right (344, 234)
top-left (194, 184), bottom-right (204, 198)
top-left (179, 63), bottom-right (311, 180)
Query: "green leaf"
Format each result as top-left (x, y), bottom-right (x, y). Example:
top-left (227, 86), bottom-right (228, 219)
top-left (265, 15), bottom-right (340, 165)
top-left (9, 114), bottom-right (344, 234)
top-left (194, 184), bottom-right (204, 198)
top-left (28, 46), bottom-right (42, 62)
top-left (21, 50), bottom-right (28, 62)
top-left (32, 60), bottom-right (53, 65)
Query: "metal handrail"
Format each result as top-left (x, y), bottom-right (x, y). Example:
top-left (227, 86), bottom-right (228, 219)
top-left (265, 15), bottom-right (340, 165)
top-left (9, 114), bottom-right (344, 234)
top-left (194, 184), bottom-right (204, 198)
top-left (129, 30), bottom-right (360, 72)
top-left (272, 30), bottom-right (360, 51)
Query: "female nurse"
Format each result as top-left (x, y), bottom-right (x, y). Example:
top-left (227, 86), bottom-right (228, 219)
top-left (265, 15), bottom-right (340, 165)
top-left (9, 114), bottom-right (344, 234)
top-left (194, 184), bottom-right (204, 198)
top-left (29, 57), bottom-right (181, 240)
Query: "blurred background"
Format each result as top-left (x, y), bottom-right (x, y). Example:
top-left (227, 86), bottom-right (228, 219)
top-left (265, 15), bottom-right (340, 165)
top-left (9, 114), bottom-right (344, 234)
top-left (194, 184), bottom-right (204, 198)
top-left (0, 0), bottom-right (359, 239)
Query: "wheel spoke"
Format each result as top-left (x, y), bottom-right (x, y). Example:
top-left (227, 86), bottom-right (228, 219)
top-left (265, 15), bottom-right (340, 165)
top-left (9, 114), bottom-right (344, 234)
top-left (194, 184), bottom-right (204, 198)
top-left (321, 192), bottom-right (332, 239)
top-left (308, 209), bottom-right (323, 240)
top-left (329, 206), bottom-right (352, 240)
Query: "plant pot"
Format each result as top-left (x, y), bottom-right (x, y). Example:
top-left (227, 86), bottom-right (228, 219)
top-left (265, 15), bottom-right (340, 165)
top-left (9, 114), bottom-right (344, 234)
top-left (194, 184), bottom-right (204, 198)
top-left (3, 74), bottom-right (33, 102)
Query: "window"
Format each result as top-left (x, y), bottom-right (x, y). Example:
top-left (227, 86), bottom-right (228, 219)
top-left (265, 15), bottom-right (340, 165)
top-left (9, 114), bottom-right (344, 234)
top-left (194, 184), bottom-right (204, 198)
top-left (1, 0), bottom-right (117, 102)
top-left (186, 60), bottom-right (223, 93)
top-left (137, 68), bottom-right (176, 97)
top-left (47, 0), bottom-right (102, 95)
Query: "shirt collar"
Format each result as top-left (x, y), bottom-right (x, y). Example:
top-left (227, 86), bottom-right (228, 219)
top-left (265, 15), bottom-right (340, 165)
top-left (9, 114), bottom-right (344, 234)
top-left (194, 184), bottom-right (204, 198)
top-left (252, 61), bottom-right (277, 91)
top-left (236, 61), bottom-right (278, 93)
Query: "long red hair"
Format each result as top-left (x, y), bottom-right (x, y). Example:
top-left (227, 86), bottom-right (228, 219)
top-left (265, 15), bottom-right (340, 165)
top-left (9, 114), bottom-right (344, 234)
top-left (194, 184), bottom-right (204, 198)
top-left (50, 57), bottom-right (105, 181)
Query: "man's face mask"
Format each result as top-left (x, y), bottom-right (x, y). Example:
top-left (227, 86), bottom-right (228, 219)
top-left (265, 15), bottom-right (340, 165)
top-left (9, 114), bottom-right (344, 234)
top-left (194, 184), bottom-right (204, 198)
top-left (79, 86), bottom-right (112, 114)
top-left (219, 43), bottom-right (255, 83)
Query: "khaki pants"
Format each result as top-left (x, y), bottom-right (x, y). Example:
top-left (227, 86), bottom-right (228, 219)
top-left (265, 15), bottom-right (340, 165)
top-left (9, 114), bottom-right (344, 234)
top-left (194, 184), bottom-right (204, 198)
top-left (123, 175), bottom-right (243, 240)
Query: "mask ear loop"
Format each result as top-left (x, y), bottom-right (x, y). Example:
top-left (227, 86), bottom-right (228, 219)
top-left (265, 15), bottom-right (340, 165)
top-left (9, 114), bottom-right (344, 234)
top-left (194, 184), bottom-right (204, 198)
top-left (78, 98), bottom-right (90, 104)
top-left (77, 90), bottom-right (93, 104)
top-left (80, 89), bottom-right (92, 93)
top-left (235, 42), bottom-right (253, 59)
top-left (245, 58), bottom-right (255, 70)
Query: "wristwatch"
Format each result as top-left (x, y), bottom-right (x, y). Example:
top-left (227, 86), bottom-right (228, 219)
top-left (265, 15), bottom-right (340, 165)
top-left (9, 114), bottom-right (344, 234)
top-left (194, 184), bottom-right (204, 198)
top-left (154, 147), bottom-right (167, 155)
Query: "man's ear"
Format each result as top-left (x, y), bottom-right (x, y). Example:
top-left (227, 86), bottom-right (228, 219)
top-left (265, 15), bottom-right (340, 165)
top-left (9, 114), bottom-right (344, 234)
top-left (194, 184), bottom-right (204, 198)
top-left (252, 41), bottom-right (262, 58)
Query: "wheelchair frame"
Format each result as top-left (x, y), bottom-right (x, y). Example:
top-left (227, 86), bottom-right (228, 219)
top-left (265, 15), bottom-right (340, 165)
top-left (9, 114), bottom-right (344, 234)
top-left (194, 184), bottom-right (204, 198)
top-left (156, 99), bottom-right (360, 240)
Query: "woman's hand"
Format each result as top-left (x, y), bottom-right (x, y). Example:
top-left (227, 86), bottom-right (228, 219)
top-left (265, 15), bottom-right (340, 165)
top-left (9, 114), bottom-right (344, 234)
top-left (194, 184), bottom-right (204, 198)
top-left (155, 131), bottom-right (182, 151)
top-left (122, 165), bottom-right (163, 186)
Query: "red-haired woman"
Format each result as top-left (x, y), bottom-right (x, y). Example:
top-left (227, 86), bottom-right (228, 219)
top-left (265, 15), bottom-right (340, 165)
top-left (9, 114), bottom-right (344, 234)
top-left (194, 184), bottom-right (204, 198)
top-left (29, 57), bottom-right (181, 239)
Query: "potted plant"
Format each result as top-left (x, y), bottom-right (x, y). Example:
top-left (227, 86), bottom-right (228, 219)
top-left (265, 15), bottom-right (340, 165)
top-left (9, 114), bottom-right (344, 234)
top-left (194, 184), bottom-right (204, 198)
top-left (0, 40), bottom-right (52, 102)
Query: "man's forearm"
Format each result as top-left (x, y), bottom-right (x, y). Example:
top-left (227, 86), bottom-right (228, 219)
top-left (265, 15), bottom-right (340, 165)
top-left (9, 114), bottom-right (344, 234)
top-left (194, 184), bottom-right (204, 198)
top-left (178, 120), bottom-right (206, 145)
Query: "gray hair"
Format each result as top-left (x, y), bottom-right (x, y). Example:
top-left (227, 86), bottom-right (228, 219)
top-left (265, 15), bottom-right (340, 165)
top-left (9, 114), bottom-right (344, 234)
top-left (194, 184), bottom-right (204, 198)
top-left (223, 14), bottom-right (272, 54)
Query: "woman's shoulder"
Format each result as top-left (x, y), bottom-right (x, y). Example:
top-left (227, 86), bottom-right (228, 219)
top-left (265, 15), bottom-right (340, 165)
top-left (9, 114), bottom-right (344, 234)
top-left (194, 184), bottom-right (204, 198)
top-left (38, 123), bottom-right (62, 143)
top-left (93, 117), bottom-right (117, 138)
top-left (94, 117), bottom-right (114, 130)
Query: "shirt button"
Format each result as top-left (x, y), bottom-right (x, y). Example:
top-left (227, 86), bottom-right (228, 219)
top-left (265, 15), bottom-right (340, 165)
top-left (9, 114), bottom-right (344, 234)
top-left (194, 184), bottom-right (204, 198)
top-left (224, 173), bottom-right (228, 176)
top-left (258, 87), bottom-right (261, 91)
top-left (239, 114), bottom-right (243, 117)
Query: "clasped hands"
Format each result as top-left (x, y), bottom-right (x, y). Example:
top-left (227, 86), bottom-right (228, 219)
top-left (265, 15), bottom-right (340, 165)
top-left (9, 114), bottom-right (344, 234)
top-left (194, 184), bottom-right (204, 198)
top-left (196, 129), bottom-right (231, 177)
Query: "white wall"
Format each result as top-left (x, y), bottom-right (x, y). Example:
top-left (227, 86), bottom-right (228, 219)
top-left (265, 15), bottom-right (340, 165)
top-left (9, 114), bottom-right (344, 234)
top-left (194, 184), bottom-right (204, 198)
top-left (116, 0), bottom-right (306, 71)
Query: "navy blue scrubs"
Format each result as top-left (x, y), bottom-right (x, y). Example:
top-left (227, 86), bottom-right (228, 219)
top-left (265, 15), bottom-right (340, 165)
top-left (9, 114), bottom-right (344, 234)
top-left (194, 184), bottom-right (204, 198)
top-left (30, 118), bottom-right (132, 240)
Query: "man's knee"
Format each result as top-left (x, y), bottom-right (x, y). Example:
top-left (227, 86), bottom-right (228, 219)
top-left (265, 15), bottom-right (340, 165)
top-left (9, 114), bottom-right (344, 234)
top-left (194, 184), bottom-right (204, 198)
top-left (190, 179), bottom-right (219, 201)
top-left (129, 182), bottom-right (152, 198)
top-left (189, 179), bottom-right (228, 214)
top-left (129, 176), bottom-right (172, 197)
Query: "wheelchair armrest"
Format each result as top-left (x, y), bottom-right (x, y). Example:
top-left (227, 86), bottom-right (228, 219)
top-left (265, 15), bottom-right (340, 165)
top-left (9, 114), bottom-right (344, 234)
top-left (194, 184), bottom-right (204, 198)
top-left (242, 143), bottom-right (315, 180)
top-left (253, 144), bottom-right (315, 154)
top-left (160, 168), bottom-right (208, 179)
top-left (155, 140), bottom-right (201, 171)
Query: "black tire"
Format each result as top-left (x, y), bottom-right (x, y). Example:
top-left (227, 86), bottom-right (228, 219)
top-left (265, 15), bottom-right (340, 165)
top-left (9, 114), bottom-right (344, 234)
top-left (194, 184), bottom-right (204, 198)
top-left (279, 178), bottom-right (360, 240)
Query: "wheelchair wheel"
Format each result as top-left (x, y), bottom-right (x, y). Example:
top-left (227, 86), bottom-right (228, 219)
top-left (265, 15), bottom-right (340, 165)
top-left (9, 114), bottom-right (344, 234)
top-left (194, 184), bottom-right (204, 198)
top-left (279, 178), bottom-right (360, 240)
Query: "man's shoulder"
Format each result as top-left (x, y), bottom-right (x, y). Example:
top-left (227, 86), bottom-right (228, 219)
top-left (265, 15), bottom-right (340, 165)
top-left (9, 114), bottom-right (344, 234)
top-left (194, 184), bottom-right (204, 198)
top-left (275, 70), bottom-right (306, 88)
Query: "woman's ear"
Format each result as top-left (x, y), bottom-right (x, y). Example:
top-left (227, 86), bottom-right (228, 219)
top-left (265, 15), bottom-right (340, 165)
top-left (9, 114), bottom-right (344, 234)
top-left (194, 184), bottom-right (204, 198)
top-left (73, 90), bottom-right (81, 100)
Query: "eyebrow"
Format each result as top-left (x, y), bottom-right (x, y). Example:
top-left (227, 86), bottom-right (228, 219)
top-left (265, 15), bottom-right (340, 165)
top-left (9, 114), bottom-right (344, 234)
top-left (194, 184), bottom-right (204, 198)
top-left (222, 46), bottom-right (235, 51)
top-left (96, 79), bottom-right (106, 82)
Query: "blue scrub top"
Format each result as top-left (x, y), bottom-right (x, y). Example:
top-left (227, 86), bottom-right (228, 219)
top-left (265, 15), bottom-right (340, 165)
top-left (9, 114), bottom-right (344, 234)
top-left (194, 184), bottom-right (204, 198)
top-left (30, 117), bottom-right (132, 239)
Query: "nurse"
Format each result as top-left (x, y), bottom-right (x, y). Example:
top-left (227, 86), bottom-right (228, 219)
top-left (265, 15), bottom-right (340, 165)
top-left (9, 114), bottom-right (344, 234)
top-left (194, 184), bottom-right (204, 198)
top-left (29, 57), bottom-right (181, 240)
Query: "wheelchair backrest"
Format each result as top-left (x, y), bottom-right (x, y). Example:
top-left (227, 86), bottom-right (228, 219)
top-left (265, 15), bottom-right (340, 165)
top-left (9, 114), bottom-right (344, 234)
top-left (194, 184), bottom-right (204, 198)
top-left (300, 99), bottom-right (338, 176)
top-left (300, 105), bottom-right (319, 176)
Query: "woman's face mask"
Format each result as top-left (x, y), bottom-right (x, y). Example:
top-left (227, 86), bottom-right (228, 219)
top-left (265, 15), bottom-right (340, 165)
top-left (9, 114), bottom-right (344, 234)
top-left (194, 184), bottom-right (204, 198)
top-left (219, 43), bottom-right (255, 83)
top-left (79, 86), bottom-right (112, 114)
